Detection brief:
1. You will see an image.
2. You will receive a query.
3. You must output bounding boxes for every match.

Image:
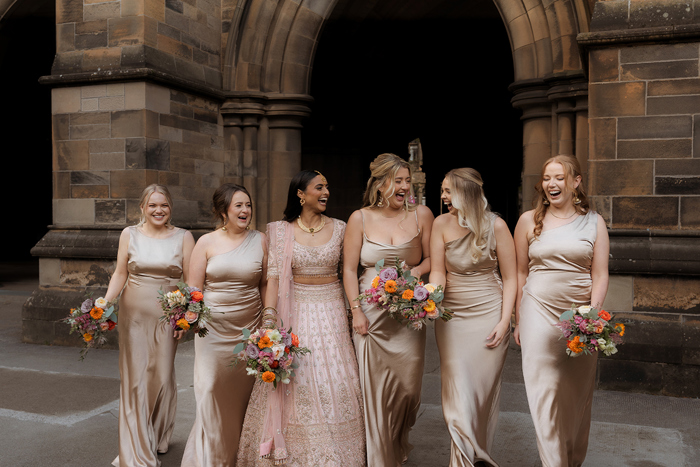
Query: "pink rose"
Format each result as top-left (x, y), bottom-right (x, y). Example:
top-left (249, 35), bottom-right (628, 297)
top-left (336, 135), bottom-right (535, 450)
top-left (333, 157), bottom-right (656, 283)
top-left (184, 310), bottom-right (198, 323)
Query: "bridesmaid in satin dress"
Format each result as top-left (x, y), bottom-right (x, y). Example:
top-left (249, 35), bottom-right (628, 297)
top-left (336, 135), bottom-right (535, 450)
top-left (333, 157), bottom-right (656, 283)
top-left (513, 155), bottom-right (609, 467)
top-left (106, 184), bottom-right (195, 467)
top-left (344, 153), bottom-right (434, 466)
top-left (429, 168), bottom-right (516, 467)
top-left (181, 183), bottom-right (267, 467)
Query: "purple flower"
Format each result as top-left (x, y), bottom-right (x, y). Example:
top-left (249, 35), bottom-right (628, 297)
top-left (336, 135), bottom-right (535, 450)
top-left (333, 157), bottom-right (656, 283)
top-left (380, 268), bottom-right (398, 282)
top-left (413, 286), bottom-right (429, 301)
top-left (246, 344), bottom-right (260, 359)
top-left (81, 299), bottom-right (93, 314)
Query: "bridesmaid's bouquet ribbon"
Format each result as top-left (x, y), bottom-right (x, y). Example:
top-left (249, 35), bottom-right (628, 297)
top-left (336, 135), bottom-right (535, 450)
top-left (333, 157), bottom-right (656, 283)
top-left (356, 257), bottom-right (453, 331)
top-left (157, 282), bottom-right (212, 337)
top-left (232, 320), bottom-right (310, 389)
top-left (63, 294), bottom-right (117, 360)
top-left (555, 304), bottom-right (626, 357)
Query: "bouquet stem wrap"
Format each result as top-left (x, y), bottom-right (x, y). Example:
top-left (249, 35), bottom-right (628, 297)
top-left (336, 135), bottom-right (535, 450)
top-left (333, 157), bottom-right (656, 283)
top-left (259, 221), bottom-right (294, 463)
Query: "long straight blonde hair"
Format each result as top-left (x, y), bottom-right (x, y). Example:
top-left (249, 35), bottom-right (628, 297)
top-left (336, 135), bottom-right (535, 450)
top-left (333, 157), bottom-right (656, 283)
top-left (445, 168), bottom-right (491, 263)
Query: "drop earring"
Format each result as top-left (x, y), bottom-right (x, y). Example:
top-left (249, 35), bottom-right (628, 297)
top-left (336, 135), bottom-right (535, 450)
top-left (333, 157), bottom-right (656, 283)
top-left (300, 198), bottom-right (305, 206)
top-left (377, 196), bottom-right (384, 208)
top-left (573, 195), bottom-right (581, 205)
top-left (221, 216), bottom-right (228, 231)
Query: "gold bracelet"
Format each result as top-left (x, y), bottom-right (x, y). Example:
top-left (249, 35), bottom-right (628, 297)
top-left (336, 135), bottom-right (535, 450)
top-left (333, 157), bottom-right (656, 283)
top-left (351, 304), bottom-right (361, 310)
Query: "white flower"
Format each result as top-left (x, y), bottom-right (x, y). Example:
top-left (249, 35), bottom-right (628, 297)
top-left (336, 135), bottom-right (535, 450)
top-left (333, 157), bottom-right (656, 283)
top-left (271, 344), bottom-right (286, 359)
top-left (246, 368), bottom-right (258, 376)
top-left (424, 284), bottom-right (436, 293)
top-left (411, 321), bottom-right (423, 331)
top-left (281, 377), bottom-right (291, 384)
top-left (267, 329), bottom-right (282, 343)
top-left (166, 290), bottom-right (187, 307)
top-left (94, 297), bottom-right (108, 308)
top-left (577, 305), bottom-right (592, 315)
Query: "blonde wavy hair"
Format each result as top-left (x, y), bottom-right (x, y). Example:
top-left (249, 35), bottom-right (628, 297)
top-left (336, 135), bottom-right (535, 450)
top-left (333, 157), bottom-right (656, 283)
top-left (445, 168), bottom-right (491, 263)
top-left (138, 184), bottom-right (174, 227)
top-left (533, 155), bottom-right (589, 237)
top-left (361, 153), bottom-right (416, 211)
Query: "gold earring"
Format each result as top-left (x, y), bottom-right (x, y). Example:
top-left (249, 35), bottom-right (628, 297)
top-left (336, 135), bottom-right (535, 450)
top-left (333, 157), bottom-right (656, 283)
top-left (221, 216), bottom-right (228, 231)
top-left (300, 198), bottom-right (305, 206)
top-left (573, 194), bottom-right (581, 205)
top-left (543, 198), bottom-right (550, 206)
top-left (377, 196), bottom-right (384, 208)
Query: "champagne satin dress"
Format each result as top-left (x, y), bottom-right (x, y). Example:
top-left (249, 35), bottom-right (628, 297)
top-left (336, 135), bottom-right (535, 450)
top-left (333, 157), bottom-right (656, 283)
top-left (353, 211), bottom-right (426, 467)
top-left (112, 226), bottom-right (185, 467)
top-left (519, 212), bottom-right (598, 467)
top-left (436, 213), bottom-right (508, 467)
top-left (181, 230), bottom-right (263, 467)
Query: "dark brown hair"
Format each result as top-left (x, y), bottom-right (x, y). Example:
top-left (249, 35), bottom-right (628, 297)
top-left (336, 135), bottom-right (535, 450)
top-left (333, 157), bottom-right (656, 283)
top-left (212, 183), bottom-right (252, 228)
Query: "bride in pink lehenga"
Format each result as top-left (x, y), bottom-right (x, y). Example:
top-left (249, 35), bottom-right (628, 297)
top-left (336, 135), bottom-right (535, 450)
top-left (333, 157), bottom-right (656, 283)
top-left (237, 170), bottom-right (366, 466)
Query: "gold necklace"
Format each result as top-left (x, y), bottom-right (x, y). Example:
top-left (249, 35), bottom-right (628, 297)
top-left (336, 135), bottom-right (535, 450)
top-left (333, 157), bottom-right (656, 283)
top-left (548, 209), bottom-right (578, 219)
top-left (297, 216), bottom-right (325, 234)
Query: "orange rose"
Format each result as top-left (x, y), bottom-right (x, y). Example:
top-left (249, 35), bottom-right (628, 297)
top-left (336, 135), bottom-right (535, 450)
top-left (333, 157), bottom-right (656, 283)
top-left (614, 323), bottom-right (625, 336)
top-left (190, 291), bottom-right (203, 302)
top-left (371, 276), bottom-right (380, 289)
top-left (262, 371), bottom-right (275, 383)
top-left (598, 310), bottom-right (611, 321)
top-left (567, 336), bottom-right (585, 354)
top-left (258, 335), bottom-right (273, 349)
top-left (90, 307), bottom-right (104, 320)
top-left (83, 333), bottom-right (93, 343)
top-left (176, 318), bottom-right (190, 331)
top-left (423, 300), bottom-right (436, 312)
top-left (384, 280), bottom-right (397, 293)
top-left (291, 333), bottom-right (300, 347)
top-left (402, 289), bottom-right (414, 300)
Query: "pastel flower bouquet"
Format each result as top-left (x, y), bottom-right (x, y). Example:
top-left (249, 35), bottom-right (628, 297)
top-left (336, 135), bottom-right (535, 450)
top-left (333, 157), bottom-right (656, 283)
top-left (64, 295), bottom-right (117, 359)
top-left (233, 323), bottom-right (310, 388)
top-left (157, 282), bottom-right (212, 338)
top-left (555, 304), bottom-right (625, 357)
top-left (356, 257), bottom-right (453, 331)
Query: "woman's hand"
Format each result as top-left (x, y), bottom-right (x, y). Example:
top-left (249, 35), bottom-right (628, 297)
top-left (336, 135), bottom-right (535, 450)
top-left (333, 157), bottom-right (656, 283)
top-left (174, 329), bottom-right (186, 340)
top-left (352, 310), bottom-right (370, 335)
top-left (486, 319), bottom-right (511, 348)
top-left (513, 324), bottom-right (521, 346)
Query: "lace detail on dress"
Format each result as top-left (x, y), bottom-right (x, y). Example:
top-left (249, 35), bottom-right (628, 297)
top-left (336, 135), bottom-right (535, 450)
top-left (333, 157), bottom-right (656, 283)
top-left (292, 219), bottom-right (345, 278)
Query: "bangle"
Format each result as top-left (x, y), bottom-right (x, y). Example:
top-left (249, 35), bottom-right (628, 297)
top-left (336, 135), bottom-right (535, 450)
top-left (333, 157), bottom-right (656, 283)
top-left (351, 304), bottom-right (361, 310)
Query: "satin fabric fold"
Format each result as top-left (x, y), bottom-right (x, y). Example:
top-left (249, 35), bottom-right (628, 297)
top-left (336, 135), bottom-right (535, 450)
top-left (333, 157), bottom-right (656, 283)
top-left (354, 211), bottom-right (426, 467)
top-left (181, 230), bottom-right (263, 467)
top-left (519, 212), bottom-right (598, 467)
top-left (112, 227), bottom-right (185, 467)
top-left (436, 213), bottom-right (508, 467)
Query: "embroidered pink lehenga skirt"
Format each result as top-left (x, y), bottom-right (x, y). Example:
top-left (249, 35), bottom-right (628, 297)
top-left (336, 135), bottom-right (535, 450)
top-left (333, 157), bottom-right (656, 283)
top-left (237, 280), bottom-right (366, 466)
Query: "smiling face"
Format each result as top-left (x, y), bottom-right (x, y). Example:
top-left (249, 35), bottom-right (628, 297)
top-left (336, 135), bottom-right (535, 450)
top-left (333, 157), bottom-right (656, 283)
top-left (226, 190), bottom-right (252, 230)
top-left (542, 162), bottom-right (581, 208)
top-left (298, 175), bottom-right (330, 212)
top-left (142, 191), bottom-right (171, 227)
top-left (440, 177), bottom-right (456, 215)
top-left (380, 167), bottom-right (411, 209)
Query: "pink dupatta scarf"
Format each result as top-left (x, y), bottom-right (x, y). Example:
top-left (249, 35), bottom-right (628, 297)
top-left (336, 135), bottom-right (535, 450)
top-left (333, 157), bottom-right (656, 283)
top-left (259, 221), bottom-right (294, 464)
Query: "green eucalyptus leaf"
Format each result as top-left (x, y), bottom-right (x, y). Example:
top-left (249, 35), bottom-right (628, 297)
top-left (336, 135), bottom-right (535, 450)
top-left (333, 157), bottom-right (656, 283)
top-left (232, 342), bottom-right (245, 354)
top-left (242, 328), bottom-right (251, 338)
top-left (560, 309), bottom-right (574, 322)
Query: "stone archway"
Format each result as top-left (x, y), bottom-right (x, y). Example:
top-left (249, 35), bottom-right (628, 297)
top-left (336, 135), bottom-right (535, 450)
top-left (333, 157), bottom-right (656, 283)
top-left (220, 0), bottom-right (593, 221)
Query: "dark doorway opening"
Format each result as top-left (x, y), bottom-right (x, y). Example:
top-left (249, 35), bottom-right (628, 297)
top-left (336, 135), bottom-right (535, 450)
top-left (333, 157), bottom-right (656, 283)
top-left (302, 2), bottom-right (523, 230)
top-left (0, 0), bottom-right (55, 261)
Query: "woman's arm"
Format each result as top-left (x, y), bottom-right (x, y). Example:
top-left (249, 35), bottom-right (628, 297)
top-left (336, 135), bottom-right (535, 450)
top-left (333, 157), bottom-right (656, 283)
top-left (343, 210), bottom-right (369, 335)
top-left (411, 205), bottom-right (434, 278)
top-left (486, 217), bottom-right (517, 348)
top-left (427, 215), bottom-right (447, 288)
top-left (104, 228), bottom-right (131, 302)
top-left (513, 211), bottom-right (534, 346)
top-left (590, 213), bottom-right (610, 308)
top-left (188, 233), bottom-right (210, 291)
top-left (258, 232), bottom-right (269, 308)
top-left (181, 231), bottom-right (195, 284)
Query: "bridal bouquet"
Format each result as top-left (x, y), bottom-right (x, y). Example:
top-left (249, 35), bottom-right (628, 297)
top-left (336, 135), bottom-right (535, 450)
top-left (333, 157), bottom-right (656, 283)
top-left (356, 257), bottom-right (453, 331)
top-left (158, 282), bottom-right (212, 337)
top-left (233, 324), bottom-right (310, 388)
top-left (555, 304), bottom-right (625, 357)
top-left (63, 295), bottom-right (117, 359)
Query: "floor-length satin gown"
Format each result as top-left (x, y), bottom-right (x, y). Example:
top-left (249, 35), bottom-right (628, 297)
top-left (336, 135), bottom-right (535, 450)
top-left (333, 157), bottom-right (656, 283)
top-left (237, 219), bottom-right (365, 466)
top-left (519, 212), bottom-right (598, 467)
top-left (112, 226), bottom-right (185, 467)
top-left (353, 211), bottom-right (426, 467)
top-left (436, 213), bottom-right (508, 467)
top-left (181, 230), bottom-right (263, 467)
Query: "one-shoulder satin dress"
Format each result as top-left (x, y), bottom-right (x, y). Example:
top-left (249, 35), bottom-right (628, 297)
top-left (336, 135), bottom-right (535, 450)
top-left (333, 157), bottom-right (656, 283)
top-left (519, 212), bottom-right (598, 467)
top-left (436, 213), bottom-right (508, 467)
top-left (113, 226), bottom-right (185, 467)
top-left (181, 230), bottom-right (263, 467)
top-left (353, 211), bottom-right (426, 467)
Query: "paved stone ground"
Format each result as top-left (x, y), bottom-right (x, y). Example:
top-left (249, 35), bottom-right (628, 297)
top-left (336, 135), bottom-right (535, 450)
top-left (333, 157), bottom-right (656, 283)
top-left (1, 262), bottom-right (698, 466)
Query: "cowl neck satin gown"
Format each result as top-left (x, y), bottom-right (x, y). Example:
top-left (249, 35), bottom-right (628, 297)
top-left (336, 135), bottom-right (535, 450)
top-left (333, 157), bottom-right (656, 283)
top-left (353, 211), bottom-right (426, 467)
top-left (519, 212), bottom-right (598, 467)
